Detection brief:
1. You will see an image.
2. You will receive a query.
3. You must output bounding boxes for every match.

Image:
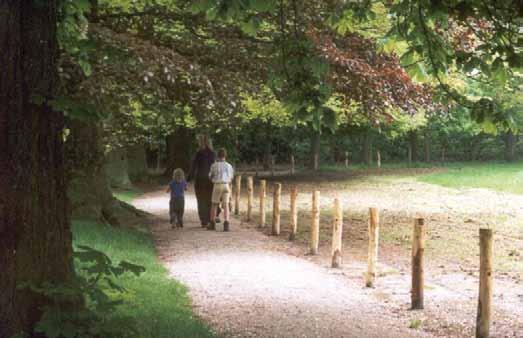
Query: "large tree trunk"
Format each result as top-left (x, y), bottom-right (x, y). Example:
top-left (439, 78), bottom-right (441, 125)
top-left (0, 2), bottom-right (75, 336)
top-left (66, 120), bottom-right (111, 220)
top-left (165, 126), bottom-right (194, 176)
top-left (504, 130), bottom-right (516, 162)
top-left (66, 121), bottom-right (141, 226)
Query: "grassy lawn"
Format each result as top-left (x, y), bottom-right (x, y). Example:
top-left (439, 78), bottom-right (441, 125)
top-left (72, 220), bottom-right (215, 338)
top-left (419, 161), bottom-right (523, 194)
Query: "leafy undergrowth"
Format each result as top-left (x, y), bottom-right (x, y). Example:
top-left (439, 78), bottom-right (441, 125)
top-left (419, 161), bottom-right (523, 195)
top-left (72, 220), bottom-right (215, 338)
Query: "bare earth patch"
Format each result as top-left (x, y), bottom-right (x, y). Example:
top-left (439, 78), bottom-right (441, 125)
top-left (132, 172), bottom-right (522, 337)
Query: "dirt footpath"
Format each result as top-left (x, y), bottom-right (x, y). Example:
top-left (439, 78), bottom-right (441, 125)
top-left (133, 176), bottom-right (522, 338)
top-left (134, 190), bottom-right (434, 338)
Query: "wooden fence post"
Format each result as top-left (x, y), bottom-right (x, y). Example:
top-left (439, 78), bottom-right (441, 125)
top-left (411, 218), bottom-right (425, 309)
top-left (272, 183), bottom-right (281, 235)
top-left (313, 153), bottom-right (319, 171)
top-left (234, 175), bottom-right (242, 215)
top-left (289, 185), bottom-right (298, 240)
top-left (246, 176), bottom-right (253, 221)
top-left (476, 228), bottom-right (493, 338)
top-left (377, 150), bottom-right (381, 169)
top-left (345, 151), bottom-right (349, 168)
top-left (331, 198), bottom-right (343, 268)
top-left (366, 208), bottom-right (380, 287)
top-left (259, 180), bottom-right (266, 227)
top-left (310, 191), bottom-right (320, 255)
top-left (290, 155), bottom-right (295, 175)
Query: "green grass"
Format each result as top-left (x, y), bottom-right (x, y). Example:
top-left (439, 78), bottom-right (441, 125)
top-left (72, 220), bottom-right (215, 338)
top-left (113, 187), bottom-right (143, 203)
top-left (419, 161), bottom-right (523, 194)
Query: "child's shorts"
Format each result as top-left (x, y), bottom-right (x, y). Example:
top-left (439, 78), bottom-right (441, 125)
top-left (212, 183), bottom-right (230, 204)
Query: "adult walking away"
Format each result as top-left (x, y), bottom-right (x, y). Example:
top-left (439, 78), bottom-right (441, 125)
top-left (187, 135), bottom-right (215, 227)
top-left (209, 148), bottom-right (234, 231)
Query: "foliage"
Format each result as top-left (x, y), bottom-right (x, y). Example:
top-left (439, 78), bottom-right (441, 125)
top-left (55, 0), bottom-right (521, 164)
top-left (389, 0), bottom-right (521, 108)
top-left (308, 29), bottom-right (433, 119)
top-left (18, 245), bottom-right (145, 338)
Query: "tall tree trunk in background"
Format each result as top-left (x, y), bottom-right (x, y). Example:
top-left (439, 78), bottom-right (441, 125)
top-left (409, 130), bottom-right (418, 163)
top-left (330, 137), bottom-right (340, 164)
top-left (504, 130), bottom-right (515, 162)
top-left (105, 147), bottom-right (133, 188)
top-left (362, 130), bottom-right (372, 165)
top-left (165, 126), bottom-right (194, 176)
top-left (262, 141), bottom-right (272, 170)
top-left (0, 2), bottom-right (75, 336)
top-left (424, 132), bottom-right (431, 163)
top-left (310, 130), bottom-right (320, 170)
top-left (127, 143), bottom-right (147, 182)
top-left (469, 134), bottom-right (483, 161)
top-left (441, 142), bottom-right (447, 162)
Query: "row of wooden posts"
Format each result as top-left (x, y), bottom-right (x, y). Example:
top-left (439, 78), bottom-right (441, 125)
top-left (262, 151), bottom-right (381, 174)
top-left (232, 175), bottom-right (493, 338)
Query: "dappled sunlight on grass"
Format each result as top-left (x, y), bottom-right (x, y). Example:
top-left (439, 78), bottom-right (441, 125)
top-left (72, 220), bottom-right (215, 338)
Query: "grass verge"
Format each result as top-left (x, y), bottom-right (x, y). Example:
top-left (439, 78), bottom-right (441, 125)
top-left (113, 187), bottom-right (144, 203)
top-left (72, 219), bottom-right (215, 338)
top-left (419, 161), bottom-right (523, 195)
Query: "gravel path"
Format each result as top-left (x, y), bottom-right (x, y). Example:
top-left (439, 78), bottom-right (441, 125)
top-left (133, 189), bottom-right (435, 338)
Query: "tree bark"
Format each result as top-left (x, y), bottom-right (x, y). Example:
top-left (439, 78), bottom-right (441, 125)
top-left (66, 121), bottom-right (140, 226)
top-left (0, 1), bottom-right (75, 336)
top-left (66, 120), bottom-right (111, 219)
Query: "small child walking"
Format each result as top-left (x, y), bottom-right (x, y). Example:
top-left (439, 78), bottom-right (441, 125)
top-left (209, 148), bottom-right (234, 231)
top-left (166, 168), bottom-right (187, 228)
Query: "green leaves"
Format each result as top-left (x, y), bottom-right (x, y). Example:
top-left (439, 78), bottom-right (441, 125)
top-left (16, 244), bottom-right (145, 338)
top-left (491, 57), bottom-right (508, 86)
top-left (50, 97), bottom-right (100, 121)
top-left (406, 62), bottom-right (429, 82)
top-left (240, 17), bottom-right (260, 36)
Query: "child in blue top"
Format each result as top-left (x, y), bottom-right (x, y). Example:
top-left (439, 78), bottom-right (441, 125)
top-left (166, 168), bottom-right (187, 228)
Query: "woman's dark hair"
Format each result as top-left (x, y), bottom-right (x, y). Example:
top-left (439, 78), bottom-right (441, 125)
top-left (217, 148), bottom-right (226, 159)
